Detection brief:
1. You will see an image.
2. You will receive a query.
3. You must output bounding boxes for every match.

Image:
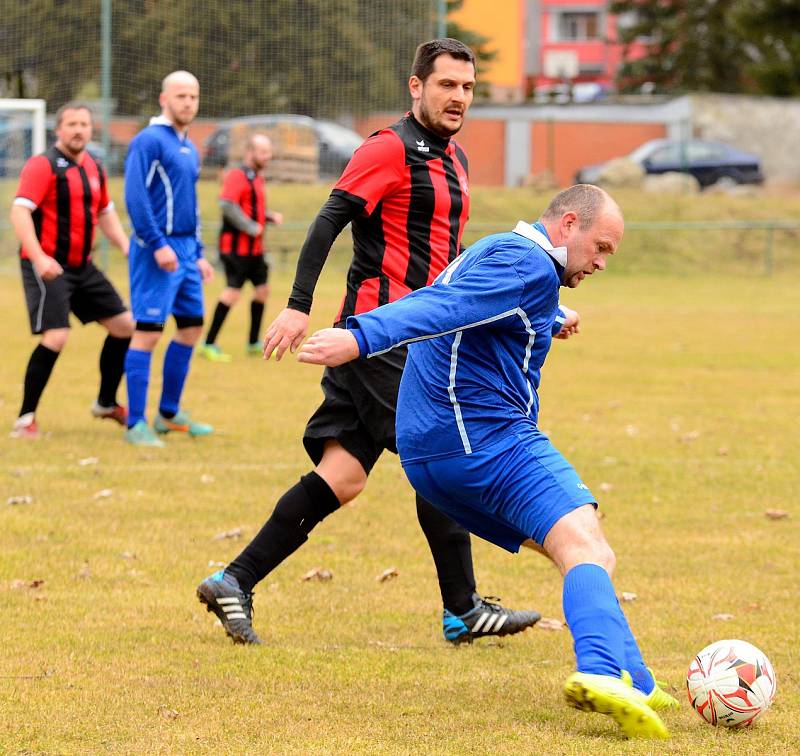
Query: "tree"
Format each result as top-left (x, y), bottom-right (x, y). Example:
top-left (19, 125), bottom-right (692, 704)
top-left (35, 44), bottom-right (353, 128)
top-left (611, 0), bottom-right (800, 96)
top-left (734, 0), bottom-right (800, 96)
top-left (611, 0), bottom-right (746, 94)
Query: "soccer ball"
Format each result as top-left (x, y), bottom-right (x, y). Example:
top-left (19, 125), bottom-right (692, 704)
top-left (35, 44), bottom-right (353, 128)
top-left (686, 639), bottom-right (777, 727)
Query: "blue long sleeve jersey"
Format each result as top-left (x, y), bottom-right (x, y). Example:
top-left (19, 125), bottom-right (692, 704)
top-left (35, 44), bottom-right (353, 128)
top-left (347, 221), bottom-right (568, 463)
top-left (124, 116), bottom-right (203, 255)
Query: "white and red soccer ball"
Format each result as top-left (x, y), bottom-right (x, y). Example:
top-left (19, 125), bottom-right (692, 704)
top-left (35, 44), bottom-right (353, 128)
top-left (686, 639), bottom-right (776, 727)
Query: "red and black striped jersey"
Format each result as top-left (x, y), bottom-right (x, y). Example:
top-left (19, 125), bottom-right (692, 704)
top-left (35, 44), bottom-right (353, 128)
top-left (218, 165), bottom-right (267, 256)
top-left (14, 146), bottom-right (111, 268)
top-left (331, 113), bottom-right (469, 324)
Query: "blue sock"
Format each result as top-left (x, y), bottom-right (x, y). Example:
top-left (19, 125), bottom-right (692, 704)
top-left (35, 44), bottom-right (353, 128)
top-left (563, 563), bottom-right (628, 679)
top-left (623, 627), bottom-right (655, 695)
top-left (124, 349), bottom-right (152, 428)
top-left (159, 340), bottom-right (193, 417)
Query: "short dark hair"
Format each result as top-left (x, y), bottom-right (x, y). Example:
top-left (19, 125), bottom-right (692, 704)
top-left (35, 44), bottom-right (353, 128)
top-left (540, 184), bottom-right (612, 229)
top-left (55, 100), bottom-right (93, 127)
top-left (411, 38), bottom-right (476, 82)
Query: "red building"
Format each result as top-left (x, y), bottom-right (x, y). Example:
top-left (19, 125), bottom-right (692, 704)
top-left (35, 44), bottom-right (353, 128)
top-left (529, 0), bottom-right (648, 99)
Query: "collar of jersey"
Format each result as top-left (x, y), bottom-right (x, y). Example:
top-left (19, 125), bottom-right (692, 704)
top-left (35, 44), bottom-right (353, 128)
top-left (407, 112), bottom-right (451, 150)
top-left (512, 220), bottom-right (567, 267)
top-left (149, 114), bottom-right (189, 140)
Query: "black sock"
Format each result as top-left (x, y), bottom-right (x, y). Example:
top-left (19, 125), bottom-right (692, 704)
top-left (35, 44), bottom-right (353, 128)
top-left (226, 471), bottom-right (340, 593)
top-left (97, 335), bottom-right (130, 407)
top-left (249, 300), bottom-right (265, 345)
top-left (205, 302), bottom-right (230, 345)
top-left (20, 344), bottom-right (60, 416)
top-left (416, 494), bottom-right (477, 615)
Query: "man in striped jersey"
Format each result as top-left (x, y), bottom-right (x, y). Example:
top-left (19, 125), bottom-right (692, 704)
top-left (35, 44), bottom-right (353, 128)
top-left (198, 39), bottom-right (540, 645)
top-left (123, 70), bottom-right (215, 447)
top-left (10, 101), bottom-right (133, 439)
top-left (201, 133), bottom-right (283, 361)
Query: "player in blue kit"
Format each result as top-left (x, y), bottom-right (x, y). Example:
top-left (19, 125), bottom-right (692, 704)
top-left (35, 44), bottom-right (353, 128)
top-left (123, 70), bottom-right (215, 447)
top-left (297, 184), bottom-right (680, 739)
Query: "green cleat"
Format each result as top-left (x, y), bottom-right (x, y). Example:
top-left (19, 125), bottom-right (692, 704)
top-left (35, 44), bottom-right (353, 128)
top-left (125, 419), bottom-right (165, 448)
top-left (154, 410), bottom-right (213, 437)
top-left (643, 669), bottom-right (681, 711)
top-left (246, 342), bottom-right (263, 356)
top-left (564, 671), bottom-right (669, 739)
top-left (200, 343), bottom-right (232, 363)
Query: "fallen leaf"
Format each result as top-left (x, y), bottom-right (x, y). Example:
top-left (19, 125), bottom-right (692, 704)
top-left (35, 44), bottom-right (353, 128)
top-left (537, 617), bottom-right (564, 631)
top-left (764, 509), bottom-right (789, 520)
top-left (301, 567), bottom-right (333, 582)
top-left (120, 551), bottom-right (136, 560)
top-left (598, 482), bottom-right (613, 493)
top-left (93, 489), bottom-right (113, 500)
top-left (745, 603), bottom-right (761, 612)
top-left (158, 706), bottom-right (180, 721)
top-left (625, 425), bottom-right (639, 437)
top-left (200, 474), bottom-right (215, 484)
top-left (76, 562), bottom-right (91, 580)
top-left (7, 495), bottom-right (33, 506)
top-left (620, 591), bottom-right (637, 602)
top-left (78, 457), bottom-right (99, 466)
top-left (11, 579), bottom-right (45, 590)
top-left (712, 613), bottom-right (734, 621)
top-left (717, 446), bottom-right (730, 456)
top-left (212, 527), bottom-right (243, 541)
top-left (679, 430), bottom-right (701, 443)
top-left (601, 456), bottom-right (617, 466)
top-left (376, 567), bottom-right (399, 583)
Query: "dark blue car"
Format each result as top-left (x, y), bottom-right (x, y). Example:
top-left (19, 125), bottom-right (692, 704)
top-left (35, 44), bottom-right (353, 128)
top-left (576, 138), bottom-right (764, 188)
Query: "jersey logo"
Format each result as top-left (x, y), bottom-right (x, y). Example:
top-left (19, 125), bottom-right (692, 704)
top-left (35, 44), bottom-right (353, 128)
top-left (56, 157), bottom-right (69, 168)
top-left (416, 139), bottom-right (429, 153)
top-left (180, 146), bottom-right (191, 154)
top-left (90, 178), bottom-right (101, 191)
top-left (459, 175), bottom-right (469, 196)
top-left (577, 482), bottom-right (589, 490)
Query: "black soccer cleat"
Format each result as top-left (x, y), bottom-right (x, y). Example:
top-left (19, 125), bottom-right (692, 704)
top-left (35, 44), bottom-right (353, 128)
top-left (196, 570), bottom-right (262, 645)
top-left (443, 593), bottom-right (541, 644)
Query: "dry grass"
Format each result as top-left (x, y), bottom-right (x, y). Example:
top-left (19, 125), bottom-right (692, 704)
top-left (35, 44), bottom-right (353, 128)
top-left (1, 187), bottom-right (799, 753)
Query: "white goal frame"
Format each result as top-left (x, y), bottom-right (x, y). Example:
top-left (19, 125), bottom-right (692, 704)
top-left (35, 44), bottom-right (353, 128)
top-left (0, 97), bottom-right (46, 155)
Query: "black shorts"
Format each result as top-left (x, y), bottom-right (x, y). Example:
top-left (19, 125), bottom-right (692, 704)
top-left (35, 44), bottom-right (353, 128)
top-left (303, 346), bottom-right (408, 475)
top-left (220, 253), bottom-right (269, 289)
top-left (20, 258), bottom-right (128, 334)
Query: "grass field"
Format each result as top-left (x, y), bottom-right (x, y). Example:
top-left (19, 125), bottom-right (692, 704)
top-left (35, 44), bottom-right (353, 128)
top-left (1, 187), bottom-right (799, 754)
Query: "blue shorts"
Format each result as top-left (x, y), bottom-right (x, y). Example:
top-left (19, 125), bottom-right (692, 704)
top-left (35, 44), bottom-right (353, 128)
top-left (402, 430), bottom-right (596, 552)
top-left (129, 235), bottom-right (204, 325)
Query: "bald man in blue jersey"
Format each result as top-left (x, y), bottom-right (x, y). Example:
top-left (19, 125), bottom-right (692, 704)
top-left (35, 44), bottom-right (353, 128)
top-left (123, 70), bottom-right (215, 447)
top-left (298, 185), bottom-right (680, 740)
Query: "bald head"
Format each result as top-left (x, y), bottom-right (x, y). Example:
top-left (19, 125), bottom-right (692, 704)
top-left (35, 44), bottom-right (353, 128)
top-left (159, 70), bottom-right (200, 129)
top-left (162, 70), bottom-right (199, 93)
top-left (540, 184), bottom-right (624, 288)
top-left (245, 133), bottom-right (274, 171)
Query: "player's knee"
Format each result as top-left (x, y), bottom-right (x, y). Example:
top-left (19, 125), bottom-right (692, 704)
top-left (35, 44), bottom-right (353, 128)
top-left (41, 329), bottom-right (69, 352)
top-left (220, 288), bottom-right (241, 306)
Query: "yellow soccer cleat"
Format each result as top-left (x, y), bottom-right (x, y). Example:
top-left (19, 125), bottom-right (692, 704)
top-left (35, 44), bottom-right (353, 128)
top-left (564, 671), bottom-right (669, 739)
top-left (643, 669), bottom-right (681, 711)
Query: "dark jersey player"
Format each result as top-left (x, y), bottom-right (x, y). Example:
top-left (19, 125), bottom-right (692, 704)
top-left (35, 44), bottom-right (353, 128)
top-left (10, 101), bottom-right (133, 439)
top-left (197, 39), bottom-right (541, 645)
top-left (201, 133), bottom-right (283, 362)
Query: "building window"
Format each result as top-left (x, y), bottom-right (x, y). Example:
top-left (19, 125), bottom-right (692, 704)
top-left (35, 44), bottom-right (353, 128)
top-left (557, 12), bottom-right (600, 41)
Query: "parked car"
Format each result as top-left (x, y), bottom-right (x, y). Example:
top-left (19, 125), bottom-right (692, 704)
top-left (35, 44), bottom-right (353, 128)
top-left (204, 114), bottom-right (363, 180)
top-left (575, 138), bottom-right (764, 188)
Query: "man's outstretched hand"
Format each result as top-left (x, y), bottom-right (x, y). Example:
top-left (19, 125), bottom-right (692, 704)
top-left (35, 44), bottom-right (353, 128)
top-left (263, 308), bottom-right (310, 361)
